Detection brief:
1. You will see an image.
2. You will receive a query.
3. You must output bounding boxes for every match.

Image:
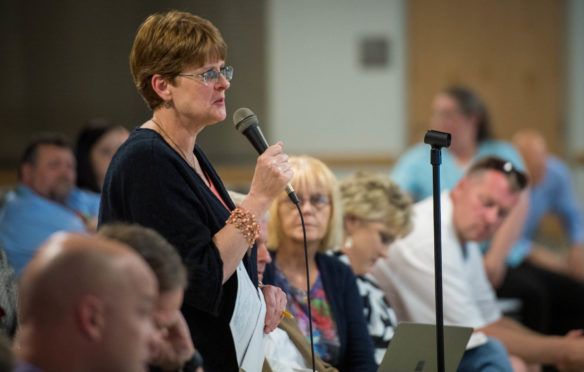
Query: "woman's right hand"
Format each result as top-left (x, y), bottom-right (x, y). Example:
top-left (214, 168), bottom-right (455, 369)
top-left (243, 142), bottom-right (293, 217)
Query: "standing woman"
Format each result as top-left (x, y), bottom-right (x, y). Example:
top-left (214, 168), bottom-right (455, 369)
top-left (99, 11), bottom-right (291, 372)
top-left (263, 156), bottom-right (377, 371)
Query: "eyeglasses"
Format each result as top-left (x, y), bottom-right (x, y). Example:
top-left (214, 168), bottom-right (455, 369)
top-left (178, 65), bottom-right (234, 86)
top-left (284, 193), bottom-right (331, 210)
top-left (470, 157), bottom-right (528, 190)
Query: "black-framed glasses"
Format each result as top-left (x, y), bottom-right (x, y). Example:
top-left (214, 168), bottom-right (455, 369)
top-left (178, 65), bottom-right (234, 86)
top-left (286, 193), bottom-right (330, 210)
top-left (470, 157), bottom-right (528, 190)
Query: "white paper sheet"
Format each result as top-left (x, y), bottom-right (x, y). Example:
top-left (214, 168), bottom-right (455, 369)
top-left (230, 262), bottom-right (266, 371)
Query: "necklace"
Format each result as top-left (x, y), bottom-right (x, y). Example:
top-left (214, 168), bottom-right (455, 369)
top-left (151, 117), bottom-right (196, 169)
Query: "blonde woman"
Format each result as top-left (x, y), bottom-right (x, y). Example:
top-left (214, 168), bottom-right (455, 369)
top-left (263, 156), bottom-right (376, 371)
top-left (337, 171), bottom-right (412, 364)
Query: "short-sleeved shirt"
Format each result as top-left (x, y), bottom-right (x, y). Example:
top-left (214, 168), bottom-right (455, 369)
top-left (391, 140), bottom-right (525, 202)
top-left (507, 155), bottom-right (584, 266)
top-left (371, 192), bottom-right (501, 347)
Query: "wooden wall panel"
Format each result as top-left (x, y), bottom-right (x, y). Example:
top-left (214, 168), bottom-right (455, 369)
top-left (408, 0), bottom-right (565, 153)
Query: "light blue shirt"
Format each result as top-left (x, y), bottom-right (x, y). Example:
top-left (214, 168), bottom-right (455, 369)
top-left (0, 185), bottom-right (100, 273)
top-left (13, 361), bottom-right (44, 372)
top-left (507, 156), bottom-right (584, 267)
top-left (391, 140), bottom-right (525, 202)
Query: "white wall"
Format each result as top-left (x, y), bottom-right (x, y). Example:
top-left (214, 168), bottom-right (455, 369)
top-left (566, 0), bottom-right (584, 205)
top-left (266, 0), bottom-right (406, 158)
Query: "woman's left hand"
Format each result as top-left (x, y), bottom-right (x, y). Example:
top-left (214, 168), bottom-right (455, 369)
top-left (261, 284), bottom-right (287, 334)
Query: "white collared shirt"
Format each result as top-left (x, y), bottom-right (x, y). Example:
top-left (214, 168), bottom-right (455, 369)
top-left (371, 191), bottom-right (501, 347)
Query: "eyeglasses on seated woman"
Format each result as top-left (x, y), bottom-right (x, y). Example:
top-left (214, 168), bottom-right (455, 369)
top-left (262, 155), bottom-right (377, 372)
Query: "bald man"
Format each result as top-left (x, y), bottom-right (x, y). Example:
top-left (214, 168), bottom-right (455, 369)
top-left (509, 130), bottom-right (584, 278)
top-left (496, 129), bottom-right (584, 335)
top-left (14, 232), bottom-right (158, 372)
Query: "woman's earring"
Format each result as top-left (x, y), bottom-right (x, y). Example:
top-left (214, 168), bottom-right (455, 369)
top-left (344, 236), bottom-right (353, 250)
top-left (163, 101), bottom-right (172, 109)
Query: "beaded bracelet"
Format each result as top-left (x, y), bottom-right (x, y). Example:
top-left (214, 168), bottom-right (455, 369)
top-left (226, 206), bottom-right (260, 248)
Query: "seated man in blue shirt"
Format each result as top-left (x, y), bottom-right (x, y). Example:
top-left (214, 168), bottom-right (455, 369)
top-left (498, 129), bottom-right (584, 335)
top-left (0, 134), bottom-right (100, 273)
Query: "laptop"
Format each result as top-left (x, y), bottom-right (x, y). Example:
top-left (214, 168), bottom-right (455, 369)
top-left (378, 322), bottom-right (473, 372)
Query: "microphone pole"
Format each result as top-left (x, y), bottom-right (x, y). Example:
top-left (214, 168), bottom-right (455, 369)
top-left (424, 130), bottom-right (451, 372)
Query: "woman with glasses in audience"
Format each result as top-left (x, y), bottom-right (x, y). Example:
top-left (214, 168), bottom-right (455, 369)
top-left (99, 11), bottom-right (292, 372)
top-left (391, 85), bottom-right (530, 288)
top-left (336, 171), bottom-right (413, 364)
top-left (262, 156), bottom-right (377, 371)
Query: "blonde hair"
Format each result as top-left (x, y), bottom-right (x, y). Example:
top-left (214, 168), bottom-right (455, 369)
top-left (267, 156), bottom-right (342, 253)
top-left (130, 10), bottom-right (227, 110)
top-left (340, 171), bottom-right (413, 238)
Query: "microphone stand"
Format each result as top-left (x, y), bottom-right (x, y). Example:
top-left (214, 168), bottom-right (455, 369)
top-left (424, 130), bottom-right (451, 372)
top-left (295, 204), bottom-right (316, 372)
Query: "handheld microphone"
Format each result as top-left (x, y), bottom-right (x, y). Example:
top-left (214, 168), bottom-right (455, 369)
top-left (233, 108), bottom-right (299, 204)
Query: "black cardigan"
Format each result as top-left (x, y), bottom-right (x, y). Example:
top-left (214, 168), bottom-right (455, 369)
top-left (99, 128), bottom-right (257, 372)
top-left (263, 252), bottom-right (377, 371)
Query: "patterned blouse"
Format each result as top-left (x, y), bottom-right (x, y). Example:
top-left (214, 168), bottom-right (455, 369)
top-left (337, 252), bottom-right (397, 364)
top-left (273, 263), bottom-right (341, 366)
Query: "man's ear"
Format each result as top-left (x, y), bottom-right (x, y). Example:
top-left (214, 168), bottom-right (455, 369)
top-left (451, 175), bottom-right (470, 200)
top-left (20, 163), bottom-right (33, 185)
top-left (77, 295), bottom-right (106, 342)
top-left (151, 74), bottom-right (173, 103)
top-left (343, 215), bottom-right (359, 234)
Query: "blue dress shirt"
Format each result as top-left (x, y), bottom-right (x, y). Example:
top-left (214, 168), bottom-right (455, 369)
top-left (507, 156), bottom-right (584, 266)
top-left (13, 361), bottom-right (44, 372)
top-left (0, 185), bottom-right (100, 273)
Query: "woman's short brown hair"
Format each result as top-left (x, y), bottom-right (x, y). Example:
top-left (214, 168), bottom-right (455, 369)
top-left (129, 10), bottom-right (227, 110)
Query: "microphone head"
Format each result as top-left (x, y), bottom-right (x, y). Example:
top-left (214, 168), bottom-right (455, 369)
top-left (233, 108), bottom-right (258, 133)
